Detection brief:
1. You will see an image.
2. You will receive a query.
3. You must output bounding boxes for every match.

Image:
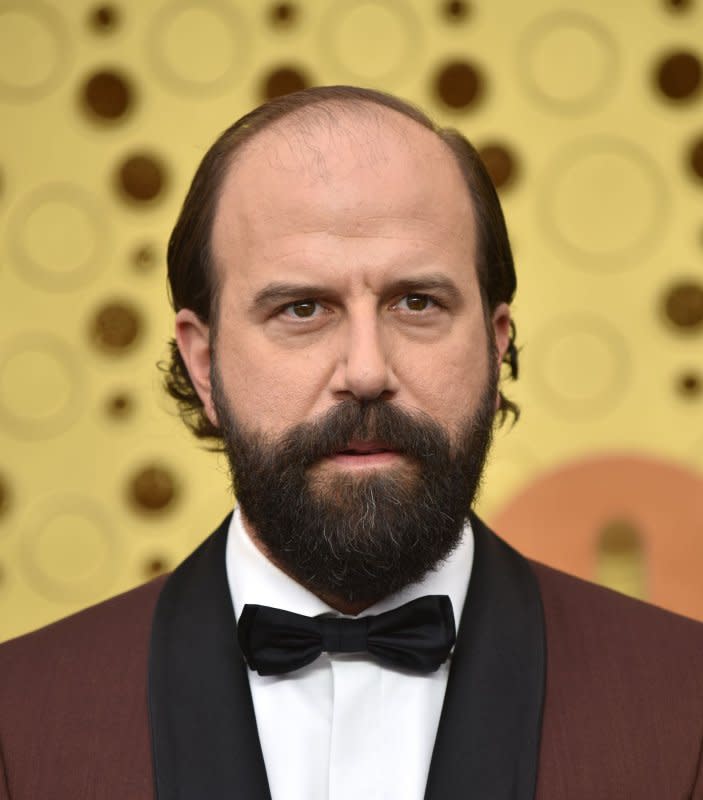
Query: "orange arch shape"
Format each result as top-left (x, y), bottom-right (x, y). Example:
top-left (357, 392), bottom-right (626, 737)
top-left (490, 452), bottom-right (703, 622)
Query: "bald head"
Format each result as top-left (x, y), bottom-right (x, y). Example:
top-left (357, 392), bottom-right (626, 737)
top-left (229, 99), bottom-right (451, 183)
top-left (211, 102), bottom-right (476, 291)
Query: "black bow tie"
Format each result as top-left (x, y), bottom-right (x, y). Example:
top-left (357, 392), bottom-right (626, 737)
top-left (237, 595), bottom-right (456, 676)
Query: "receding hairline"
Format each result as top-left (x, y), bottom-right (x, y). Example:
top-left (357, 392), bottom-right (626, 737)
top-left (208, 97), bottom-right (479, 301)
top-left (204, 94), bottom-right (484, 311)
top-left (220, 95), bottom-right (455, 184)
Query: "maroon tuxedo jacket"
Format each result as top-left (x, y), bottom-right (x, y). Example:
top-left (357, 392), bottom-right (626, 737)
top-left (1, 513), bottom-right (703, 799)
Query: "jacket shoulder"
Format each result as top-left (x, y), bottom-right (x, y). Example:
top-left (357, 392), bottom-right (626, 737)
top-left (0, 577), bottom-right (166, 799)
top-left (0, 576), bottom-right (165, 675)
top-left (532, 559), bottom-right (703, 651)
top-left (530, 561), bottom-right (703, 798)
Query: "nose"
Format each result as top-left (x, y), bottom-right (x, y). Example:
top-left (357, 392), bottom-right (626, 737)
top-left (331, 316), bottom-right (399, 402)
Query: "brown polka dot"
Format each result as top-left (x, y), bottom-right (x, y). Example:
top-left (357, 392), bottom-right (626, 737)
top-left (105, 391), bottom-right (133, 418)
top-left (270, 3), bottom-right (297, 26)
top-left (0, 475), bottom-right (9, 517)
top-left (656, 51), bottom-right (702, 100)
top-left (143, 555), bottom-right (170, 578)
top-left (82, 70), bottom-right (132, 120)
top-left (478, 142), bottom-right (519, 189)
top-left (598, 519), bottom-right (642, 555)
top-left (116, 153), bottom-right (167, 202)
top-left (131, 243), bottom-right (159, 272)
top-left (91, 301), bottom-right (142, 352)
top-left (443, 0), bottom-right (470, 20)
top-left (596, 518), bottom-right (645, 598)
top-left (435, 60), bottom-right (484, 109)
top-left (663, 0), bottom-right (693, 10)
top-left (688, 136), bottom-right (703, 180)
top-left (129, 465), bottom-right (178, 512)
top-left (663, 281), bottom-right (703, 329)
top-left (262, 66), bottom-right (308, 100)
top-left (89, 5), bottom-right (120, 32)
top-left (677, 371), bottom-right (701, 397)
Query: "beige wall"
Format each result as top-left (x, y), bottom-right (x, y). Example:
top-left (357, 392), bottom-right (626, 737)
top-left (1, 0), bottom-right (702, 641)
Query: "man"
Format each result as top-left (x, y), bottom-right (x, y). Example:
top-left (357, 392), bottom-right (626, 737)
top-left (1, 86), bottom-right (702, 799)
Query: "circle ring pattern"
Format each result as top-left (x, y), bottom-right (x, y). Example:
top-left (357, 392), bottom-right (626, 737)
top-left (8, 182), bottom-right (108, 292)
top-left (0, 0), bottom-right (71, 102)
top-left (530, 312), bottom-right (631, 419)
top-left (19, 495), bottom-right (119, 602)
top-left (146, 0), bottom-right (247, 96)
top-left (539, 135), bottom-right (668, 270)
top-left (517, 10), bottom-right (619, 114)
top-left (318, 0), bottom-right (422, 87)
top-left (0, 332), bottom-right (83, 439)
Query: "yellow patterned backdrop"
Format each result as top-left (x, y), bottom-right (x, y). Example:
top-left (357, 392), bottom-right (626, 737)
top-left (1, 0), bottom-right (702, 642)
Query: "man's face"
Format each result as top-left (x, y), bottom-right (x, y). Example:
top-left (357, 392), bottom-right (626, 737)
top-left (176, 104), bottom-right (511, 604)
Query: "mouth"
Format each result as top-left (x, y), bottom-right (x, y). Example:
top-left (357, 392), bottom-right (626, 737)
top-left (327, 439), bottom-right (402, 468)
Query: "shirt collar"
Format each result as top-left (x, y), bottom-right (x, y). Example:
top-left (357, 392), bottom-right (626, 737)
top-left (226, 506), bottom-right (474, 627)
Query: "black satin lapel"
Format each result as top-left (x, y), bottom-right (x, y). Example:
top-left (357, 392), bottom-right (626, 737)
top-left (148, 514), bottom-right (271, 800)
top-left (425, 513), bottom-right (546, 800)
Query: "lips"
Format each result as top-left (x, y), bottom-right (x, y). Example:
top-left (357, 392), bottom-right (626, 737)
top-left (323, 440), bottom-right (403, 469)
top-left (336, 439), bottom-right (398, 456)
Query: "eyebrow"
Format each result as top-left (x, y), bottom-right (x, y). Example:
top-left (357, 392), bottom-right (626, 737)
top-left (251, 282), bottom-right (332, 311)
top-left (385, 274), bottom-right (463, 305)
top-left (250, 273), bottom-right (463, 312)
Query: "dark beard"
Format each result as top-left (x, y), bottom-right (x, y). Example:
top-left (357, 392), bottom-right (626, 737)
top-left (212, 370), bottom-right (497, 606)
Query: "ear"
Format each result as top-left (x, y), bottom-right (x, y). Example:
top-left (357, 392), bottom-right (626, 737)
top-left (174, 308), bottom-right (219, 427)
top-left (490, 302), bottom-right (512, 409)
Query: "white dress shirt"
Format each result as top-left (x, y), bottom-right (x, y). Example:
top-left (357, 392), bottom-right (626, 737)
top-left (225, 507), bottom-right (474, 800)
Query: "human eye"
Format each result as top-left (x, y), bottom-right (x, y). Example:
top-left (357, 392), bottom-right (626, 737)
top-left (394, 293), bottom-right (439, 313)
top-left (280, 299), bottom-right (324, 320)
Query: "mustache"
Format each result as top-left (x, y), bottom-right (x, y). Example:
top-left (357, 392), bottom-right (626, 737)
top-left (271, 399), bottom-right (453, 468)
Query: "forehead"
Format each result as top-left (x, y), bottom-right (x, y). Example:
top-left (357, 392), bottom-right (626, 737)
top-left (211, 102), bottom-right (476, 279)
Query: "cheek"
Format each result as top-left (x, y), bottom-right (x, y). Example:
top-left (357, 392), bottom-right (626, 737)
top-left (396, 336), bottom-right (490, 424)
top-left (215, 335), bottom-right (331, 433)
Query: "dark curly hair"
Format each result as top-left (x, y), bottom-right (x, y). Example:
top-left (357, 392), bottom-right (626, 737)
top-left (163, 85), bottom-right (520, 442)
